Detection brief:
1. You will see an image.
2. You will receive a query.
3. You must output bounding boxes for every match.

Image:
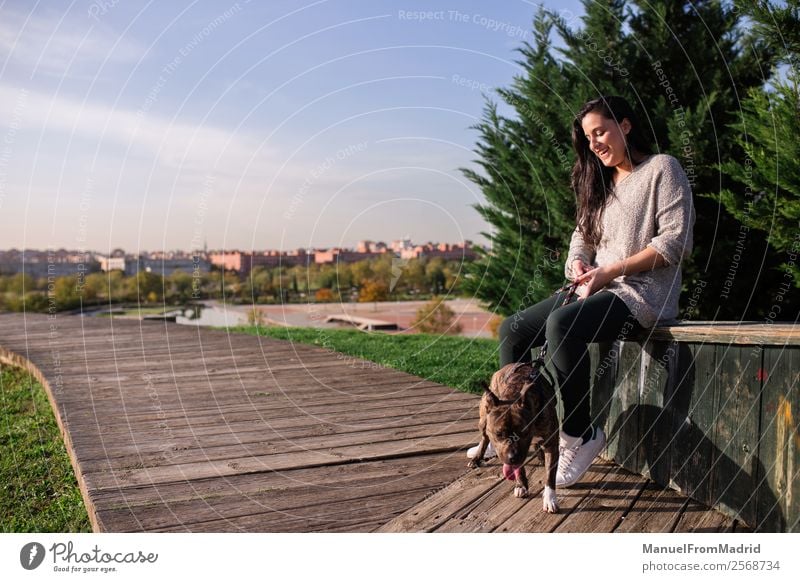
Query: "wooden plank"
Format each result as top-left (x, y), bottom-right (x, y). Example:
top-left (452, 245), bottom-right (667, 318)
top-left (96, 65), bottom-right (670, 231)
top-left (710, 344), bottom-right (762, 526)
top-left (153, 484), bottom-right (442, 532)
top-left (674, 499), bottom-right (735, 532)
top-left (591, 341), bottom-right (618, 436)
top-left (90, 452), bottom-right (463, 511)
top-left (48, 379), bottom-right (470, 414)
top-left (756, 346), bottom-right (799, 532)
top-left (71, 415), bottom-right (477, 475)
top-left (598, 341), bottom-right (622, 461)
top-left (95, 454), bottom-right (463, 531)
top-left (435, 460), bottom-right (546, 532)
top-left (43, 358), bottom-right (458, 391)
top-left (77, 416), bottom-right (478, 469)
top-left (670, 343), bottom-right (716, 505)
top-left (50, 351), bottom-right (384, 378)
top-left (496, 462), bottom-right (615, 532)
top-left (67, 399), bottom-right (477, 446)
top-left (615, 481), bottom-right (687, 533)
top-left (605, 341), bottom-right (641, 472)
top-left (57, 376), bottom-right (475, 414)
top-left (636, 340), bottom-right (675, 483)
top-left (552, 467), bottom-right (646, 533)
top-left (646, 322), bottom-right (800, 346)
top-left (374, 464), bottom-right (502, 532)
top-left (50, 358), bottom-right (419, 385)
top-left (81, 429), bottom-right (477, 491)
top-left (36, 380), bottom-right (473, 420)
top-left (65, 394), bottom-right (476, 439)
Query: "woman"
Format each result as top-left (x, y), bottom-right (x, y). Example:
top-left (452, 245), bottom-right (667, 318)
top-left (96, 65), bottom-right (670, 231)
top-left (469, 95), bottom-right (695, 487)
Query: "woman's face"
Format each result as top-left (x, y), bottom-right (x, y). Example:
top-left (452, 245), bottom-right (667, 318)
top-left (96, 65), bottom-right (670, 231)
top-left (580, 111), bottom-right (631, 168)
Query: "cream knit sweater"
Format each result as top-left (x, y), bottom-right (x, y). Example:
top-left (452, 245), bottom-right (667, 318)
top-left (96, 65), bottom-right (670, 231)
top-left (564, 153), bottom-right (696, 328)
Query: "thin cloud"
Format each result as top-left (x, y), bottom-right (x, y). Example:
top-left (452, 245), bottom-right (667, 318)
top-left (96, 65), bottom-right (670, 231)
top-left (0, 7), bottom-right (146, 77)
top-left (0, 84), bottom-right (272, 173)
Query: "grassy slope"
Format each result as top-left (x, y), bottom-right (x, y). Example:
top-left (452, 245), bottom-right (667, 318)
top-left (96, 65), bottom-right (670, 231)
top-left (0, 366), bottom-right (91, 532)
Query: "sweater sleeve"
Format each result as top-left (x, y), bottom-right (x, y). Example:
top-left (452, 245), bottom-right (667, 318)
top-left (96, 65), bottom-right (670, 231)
top-left (646, 156), bottom-right (695, 266)
top-left (564, 225), bottom-right (596, 279)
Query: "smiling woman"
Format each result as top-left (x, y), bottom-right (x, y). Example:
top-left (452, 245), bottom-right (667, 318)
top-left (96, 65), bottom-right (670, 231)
top-left (471, 95), bottom-right (696, 491)
top-left (0, 366), bottom-right (91, 533)
top-left (571, 95), bottom-right (656, 249)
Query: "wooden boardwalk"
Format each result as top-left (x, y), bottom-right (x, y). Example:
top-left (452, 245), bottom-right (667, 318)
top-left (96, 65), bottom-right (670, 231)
top-left (0, 312), bottom-right (741, 532)
top-left (378, 459), bottom-right (749, 533)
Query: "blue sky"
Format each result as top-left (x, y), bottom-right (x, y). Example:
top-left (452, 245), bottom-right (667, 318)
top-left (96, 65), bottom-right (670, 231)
top-left (0, 0), bottom-right (585, 253)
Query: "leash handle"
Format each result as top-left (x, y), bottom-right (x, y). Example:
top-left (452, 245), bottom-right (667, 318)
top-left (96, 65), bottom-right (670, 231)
top-left (553, 280), bottom-right (579, 306)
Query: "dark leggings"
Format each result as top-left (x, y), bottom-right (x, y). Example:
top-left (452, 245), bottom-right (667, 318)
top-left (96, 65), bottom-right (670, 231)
top-left (498, 289), bottom-right (644, 438)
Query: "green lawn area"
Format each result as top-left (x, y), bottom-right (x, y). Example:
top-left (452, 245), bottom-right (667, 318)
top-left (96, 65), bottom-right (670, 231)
top-left (0, 366), bottom-right (91, 532)
top-left (226, 325), bottom-right (501, 394)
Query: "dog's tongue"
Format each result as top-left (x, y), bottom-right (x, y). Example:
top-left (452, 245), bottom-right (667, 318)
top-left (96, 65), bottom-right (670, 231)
top-left (502, 464), bottom-right (522, 481)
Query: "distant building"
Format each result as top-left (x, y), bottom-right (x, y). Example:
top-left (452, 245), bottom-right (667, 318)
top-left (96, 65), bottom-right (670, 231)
top-left (0, 248), bottom-right (99, 278)
top-left (208, 250), bottom-right (312, 276)
top-left (356, 240), bottom-right (388, 253)
top-left (314, 247), bottom-right (385, 265)
top-left (97, 251), bottom-right (212, 277)
top-left (399, 241), bottom-right (478, 261)
top-left (98, 256), bottom-right (127, 272)
top-left (389, 238), bottom-right (414, 253)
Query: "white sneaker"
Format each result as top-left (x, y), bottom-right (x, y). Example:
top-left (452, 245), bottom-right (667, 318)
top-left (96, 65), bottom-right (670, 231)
top-left (467, 441), bottom-right (497, 460)
top-left (556, 426), bottom-right (606, 487)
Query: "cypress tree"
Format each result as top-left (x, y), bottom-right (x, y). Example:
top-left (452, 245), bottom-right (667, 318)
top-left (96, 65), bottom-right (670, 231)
top-left (460, 9), bottom-right (576, 316)
top-left (554, 0), bottom-right (782, 320)
top-left (713, 0), bottom-right (800, 305)
top-left (464, 0), bottom-right (785, 321)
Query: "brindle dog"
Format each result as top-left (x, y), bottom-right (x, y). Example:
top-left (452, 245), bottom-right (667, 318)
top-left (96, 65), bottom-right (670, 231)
top-left (468, 361), bottom-right (560, 513)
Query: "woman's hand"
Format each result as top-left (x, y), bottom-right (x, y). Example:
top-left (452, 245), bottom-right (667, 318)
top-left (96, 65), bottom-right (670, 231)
top-left (571, 259), bottom-right (591, 278)
top-left (573, 264), bottom-right (620, 300)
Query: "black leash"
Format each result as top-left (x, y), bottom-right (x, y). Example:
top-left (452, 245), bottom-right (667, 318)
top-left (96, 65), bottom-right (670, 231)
top-left (497, 280), bottom-right (580, 396)
top-left (527, 280), bottom-right (579, 382)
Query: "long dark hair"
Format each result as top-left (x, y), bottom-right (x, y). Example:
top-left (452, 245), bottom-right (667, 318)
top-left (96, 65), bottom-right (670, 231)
top-left (570, 96), bottom-right (652, 247)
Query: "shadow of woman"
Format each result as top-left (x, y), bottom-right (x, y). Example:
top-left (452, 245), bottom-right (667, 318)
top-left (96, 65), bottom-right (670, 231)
top-left (590, 339), bottom-right (787, 532)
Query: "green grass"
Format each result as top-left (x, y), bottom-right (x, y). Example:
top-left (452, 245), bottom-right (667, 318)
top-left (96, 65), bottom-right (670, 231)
top-left (0, 366), bottom-right (91, 532)
top-left (226, 325), bottom-right (500, 394)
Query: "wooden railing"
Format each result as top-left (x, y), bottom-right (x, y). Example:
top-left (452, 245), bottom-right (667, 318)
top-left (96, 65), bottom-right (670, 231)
top-left (585, 322), bottom-right (798, 532)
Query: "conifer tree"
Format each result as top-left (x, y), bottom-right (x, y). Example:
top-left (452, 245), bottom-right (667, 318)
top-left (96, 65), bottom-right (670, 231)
top-left (464, 1), bottom-right (787, 320)
top-left (554, 0), bottom-right (784, 320)
top-left (714, 0), bottom-right (800, 292)
top-left (460, 9), bottom-right (576, 316)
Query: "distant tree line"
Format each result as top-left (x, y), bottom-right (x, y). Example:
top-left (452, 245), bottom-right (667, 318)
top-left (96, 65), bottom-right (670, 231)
top-left (0, 255), bottom-right (469, 313)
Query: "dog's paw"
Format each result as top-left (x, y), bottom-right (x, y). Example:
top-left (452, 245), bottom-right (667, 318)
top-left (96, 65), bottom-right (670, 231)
top-left (542, 486), bottom-right (558, 513)
top-left (467, 459), bottom-right (482, 469)
top-left (514, 486), bottom-right (528, 498)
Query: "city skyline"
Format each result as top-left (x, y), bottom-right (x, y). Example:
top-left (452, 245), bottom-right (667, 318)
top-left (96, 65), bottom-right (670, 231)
top-left (0, 238), bottom-right (480, 279)
top-left (0, 236), bottom-right (483, 255)
top-left (0, 0), bottom-right (584, 251)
